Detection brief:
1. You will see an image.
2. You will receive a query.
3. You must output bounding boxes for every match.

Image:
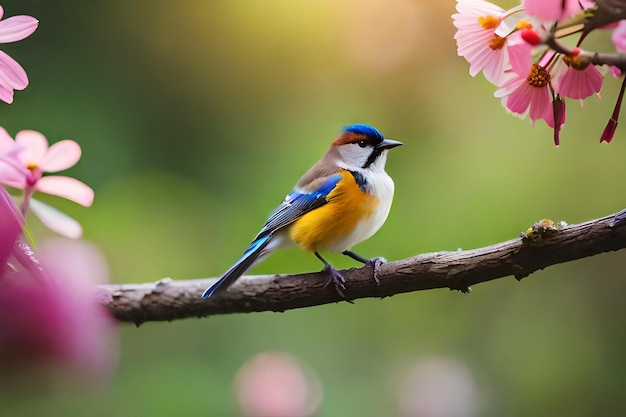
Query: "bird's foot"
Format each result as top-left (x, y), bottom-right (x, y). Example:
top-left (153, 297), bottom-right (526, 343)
top-left (365, 257), bottom-right (386, 286)
top-left (342, 250), bottom-right (385, 286)
top-left (321, 265), bottom-right (354, 303)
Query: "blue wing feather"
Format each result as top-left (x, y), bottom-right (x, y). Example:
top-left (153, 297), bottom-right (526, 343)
top-left (202, 173), bottom-right (342, 299)
top-left (257, 173), bottom-right (341, 238)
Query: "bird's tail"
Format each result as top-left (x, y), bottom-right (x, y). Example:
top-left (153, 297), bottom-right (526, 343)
top-left (201, 234), bottom-right (272, 299)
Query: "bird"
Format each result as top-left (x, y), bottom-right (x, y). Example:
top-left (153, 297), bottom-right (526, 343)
top-left (202, 124), bottom-right (402, 299)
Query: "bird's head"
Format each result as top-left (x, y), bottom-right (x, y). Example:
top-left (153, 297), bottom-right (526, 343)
top-left (330, 124), bottom-right (403, 171)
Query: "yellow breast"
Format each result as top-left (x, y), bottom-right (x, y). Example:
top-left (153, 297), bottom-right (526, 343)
top-left (289, 171), bottom-right (379, 253)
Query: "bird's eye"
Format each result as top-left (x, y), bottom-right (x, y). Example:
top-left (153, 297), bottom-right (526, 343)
top-left (356, 140), bottom-right (367, 148)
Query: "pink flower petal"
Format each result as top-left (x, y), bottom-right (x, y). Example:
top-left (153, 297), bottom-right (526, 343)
top-left (0, 15), bottom-right (38, 43)
top-left (528, 86), bottom-right (552, 123)
top-left (36, 176), bottom-right (94, 207)
top-left (506, 34), bottom-right (533, 76)
top-left (505, 82), bottom-right (533, 114)
top-left (15, 130), bottom-right (49, 166)
top-left (0, 169), bottom-right (26, 188)
top-left (495, 73), bottom-right (526, 98)
top-left (0, 49), bottom-right (28, 90)
top-left (523, 0), bottom-right (588, 22)
top-left (0, 129), bottom-right (27, 186)
top-left (41, 140), bottom-right (81, 172)
top-left (0, 187), bottom-right (23, 263)
top-left (0, 126), bottom-right (15, 153)
top-left (0, 82), bottom-right (14, 103)
top-left (29, 198), bottom-right (83, 239)
top-left (0, 154), bottom-right (28, 188)
top-left (613, 20), bottom-right (626, 52)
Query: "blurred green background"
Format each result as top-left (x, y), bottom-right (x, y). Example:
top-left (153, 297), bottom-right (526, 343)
top-left (3, 0), bottom-right (626, 415)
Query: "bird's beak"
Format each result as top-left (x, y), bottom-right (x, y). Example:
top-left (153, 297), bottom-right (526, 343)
top-left (378, 139), bottom-right (403, 150)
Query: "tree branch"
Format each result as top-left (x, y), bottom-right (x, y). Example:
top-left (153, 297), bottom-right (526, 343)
top-left (96, 210), bottom-right (626, 325)
top-left (544, 33), bottom-right (626, 72)
top-left (584, 0), bottom-right (626, 36)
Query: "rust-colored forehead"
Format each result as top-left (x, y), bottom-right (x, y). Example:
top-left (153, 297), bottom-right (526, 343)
top-left (331, 132), bottom-right (372, 146)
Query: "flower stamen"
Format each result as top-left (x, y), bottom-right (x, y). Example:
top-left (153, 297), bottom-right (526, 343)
top-left (527, 64), bottom-right (551, 87)
top-left (478, 15), bottom-right (499, 30)
top-left (489, 34), bottom-right (506, 50)
top-left (563, 54), bottom-right (590, 70)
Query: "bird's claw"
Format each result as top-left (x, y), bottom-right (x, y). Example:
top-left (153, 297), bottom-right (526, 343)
top-left (321, 266), bottom-right (353, 302)
top-left (365, 257), bottom-right (386, 286)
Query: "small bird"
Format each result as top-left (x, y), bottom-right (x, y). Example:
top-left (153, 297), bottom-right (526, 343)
top-left (202, 124), bottom-right (402, 299)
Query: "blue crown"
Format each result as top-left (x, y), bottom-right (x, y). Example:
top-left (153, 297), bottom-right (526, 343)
top-left (343, 124), bottom-right (384, 140)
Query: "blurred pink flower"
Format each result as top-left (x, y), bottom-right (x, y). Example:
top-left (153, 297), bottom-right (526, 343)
top-left (452, 0), bottom-right (511, 85)
top-left (235, 352), bottom-right (323, 417)
top-left (0, 128), bottom-right (94, 238)
top-left (0, 5), bottom-right (38, 104)
top-left (612, 20), bottom-right (626, 52)
top-left (0, 203), bottom-right (117, 384)
top-left (397, 356), bottom-right (481, 417)
top-left (523, 0), bottom-right (594, 22)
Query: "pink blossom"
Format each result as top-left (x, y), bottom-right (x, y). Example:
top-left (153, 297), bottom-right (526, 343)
top-left (0, 6), bottom-right (38, 104)
top-left (552, 56), bottom-right (603, 100)
top-left (523, 0), bottom-right (594, 22)
top-left (1, 129), bottom-right (93, 206)
top-left (495, 35), bottom-right (571, 137)
top-left (0, 129), bottom-right (93, 238)
top-left (496, 65), bottom-right (554, 124)
top-left (495, 38), bottom-right (556, 125)
top-left (452, 0), bottom-right (511, 85)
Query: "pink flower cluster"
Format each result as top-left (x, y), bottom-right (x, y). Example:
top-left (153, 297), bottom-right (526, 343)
top-left (0, 5), bottom-right (116, 386)
top-left (452, 0), bottom-right (617, 146)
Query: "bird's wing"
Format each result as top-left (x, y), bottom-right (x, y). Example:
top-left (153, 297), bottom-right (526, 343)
top-left (256, 173), bottom-right (342, 238)
top-left (202, 173), bottom-right (342, 299)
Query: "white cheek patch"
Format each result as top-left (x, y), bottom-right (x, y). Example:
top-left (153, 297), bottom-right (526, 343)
top-left (337, 144), bottom-right (372, 170)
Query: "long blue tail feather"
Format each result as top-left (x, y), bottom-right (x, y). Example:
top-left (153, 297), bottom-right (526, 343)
top-left (201, 234), bottom-right (272, 298)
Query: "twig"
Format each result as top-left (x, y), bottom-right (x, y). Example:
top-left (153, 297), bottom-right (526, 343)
top-left (544, 33), bottom-right (626, 72)
top-left (96, 210), bottom-right (626, 325)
